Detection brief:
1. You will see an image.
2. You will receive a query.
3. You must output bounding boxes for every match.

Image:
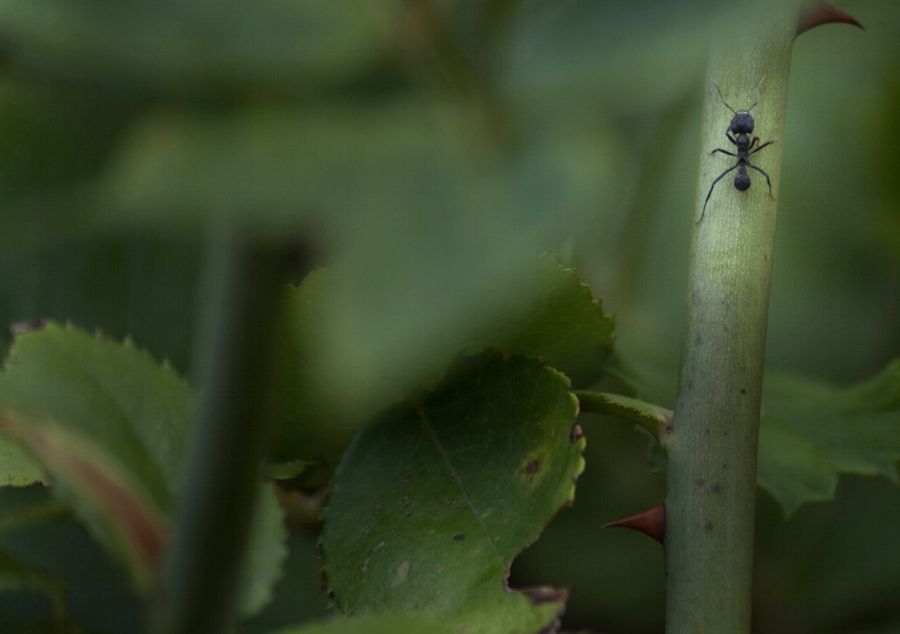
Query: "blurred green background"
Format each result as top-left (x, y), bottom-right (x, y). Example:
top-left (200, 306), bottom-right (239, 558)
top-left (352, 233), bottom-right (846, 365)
top-left (0, 1), bottom-right (898, 632)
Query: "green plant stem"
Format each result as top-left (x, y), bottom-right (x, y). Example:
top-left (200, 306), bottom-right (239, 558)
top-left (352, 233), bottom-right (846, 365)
top-left (664, 7), bottom-right (800, 632)
top-left (157, 230), bottom-right (284, 634)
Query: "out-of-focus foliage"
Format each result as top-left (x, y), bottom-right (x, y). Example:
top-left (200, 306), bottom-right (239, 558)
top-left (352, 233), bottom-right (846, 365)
top-left (0, 486), bottom-right (143, 632)
top-left (0, 0), bottom-right (896, 632)
top-left (269, 258), bottom-right (613, 470)
top-left (0, 325), bottom-right (287, 627)
top-left (759, 360), bottom-right (900, 517)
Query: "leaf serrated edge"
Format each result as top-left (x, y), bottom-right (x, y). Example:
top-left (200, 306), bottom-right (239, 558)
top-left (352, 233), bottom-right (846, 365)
top-left (6, 321), bottom-right (193, 396)
top-left (543, 254), bottom-right (616, 345)
top-left (319, 355), bottom-right (586, 631)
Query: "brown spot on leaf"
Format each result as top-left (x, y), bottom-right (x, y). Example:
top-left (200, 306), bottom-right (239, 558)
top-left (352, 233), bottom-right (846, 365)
top-left (522, 585), bottom-right (569, 606)
top-left (522, 458), bottom-right (542, 476)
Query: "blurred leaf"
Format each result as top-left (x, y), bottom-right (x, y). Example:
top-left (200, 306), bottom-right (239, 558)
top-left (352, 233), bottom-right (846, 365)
top-left (239, 528), bottom-right (328, 633)
top-left (0, 323), bottom-right (192, 509)
top-left (0, 416), bottom-right (167, 592)
top-left (0, 324), bottom-right (286, 614)
top-left (273, 613), bottom-right (454, 634)
top-left (321, 353), bottom-right (584, 633)
top-left (269, 256), bottom-right (613, 470)
top-left (0, 438), bottom-right (44, 487)
top-left (98, 106), bottom-right (451, 232)
top-left (100, 99), bottom-right (621, 462)
top-left (0, 550), bottom-right (66, 626)
top-left (0, 486), bottom-right (144, 633)
top-left (759, 359), bottom-right (900, 516)
top-left (0, 0), bottom-right (400, 92)
top-left (97, 102), bottom-right (617, 235)
top-left (238, 485), bottom-right (288, 618)
top-left (500, 0), bottom-right (716, 113)
top-left (472, 255), bottom-right (615, 386)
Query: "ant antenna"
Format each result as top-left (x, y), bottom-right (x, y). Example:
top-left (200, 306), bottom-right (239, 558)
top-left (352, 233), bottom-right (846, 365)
top-left (712, 82), bottom-right (736, 114)
top-left (747, 75), bottom-right (766, 112)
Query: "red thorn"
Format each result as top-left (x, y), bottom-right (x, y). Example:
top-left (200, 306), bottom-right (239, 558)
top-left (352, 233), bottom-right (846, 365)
top-left (797, 1), bottom-right (864, 36)
top-left (604, 505), bottom-right (665, 544)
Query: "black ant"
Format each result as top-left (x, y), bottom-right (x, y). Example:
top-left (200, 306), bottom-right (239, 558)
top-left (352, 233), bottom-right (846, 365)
top-left (699, 82), bottom-right (776, 223)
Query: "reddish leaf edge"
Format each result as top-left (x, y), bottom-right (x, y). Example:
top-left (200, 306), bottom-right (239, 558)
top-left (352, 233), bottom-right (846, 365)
top-left (0, 412), bottom-right (169, 592)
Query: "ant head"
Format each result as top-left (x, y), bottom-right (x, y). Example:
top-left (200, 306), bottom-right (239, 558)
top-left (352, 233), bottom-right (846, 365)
top-left (713, 81), bottom-right (760, 134)
top-left (730, 111), bottom-right (755, 134)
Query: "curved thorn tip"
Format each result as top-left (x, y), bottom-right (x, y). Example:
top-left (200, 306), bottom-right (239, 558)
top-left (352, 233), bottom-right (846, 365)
top-left (797, 1), bottom-right (864, 36)
top-left (603, 505), bottom-right (665, 544)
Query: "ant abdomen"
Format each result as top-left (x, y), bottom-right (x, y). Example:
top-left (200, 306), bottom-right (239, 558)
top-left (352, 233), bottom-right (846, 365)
top-left (734, 172), bottom-right (751, 191)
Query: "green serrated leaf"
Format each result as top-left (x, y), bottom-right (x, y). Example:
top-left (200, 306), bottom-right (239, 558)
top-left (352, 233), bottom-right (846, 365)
top-left (467, 255), bottom-right (615, 387)
top-left (270, 257), bottom-right (613, 471)
top-left (759, 360), bottom-right (900, 516)
top-left (0, 323), bottom-right (287, 613)
top-left (0, 323), bottom-right (192, 508)
top-left (273, 613), bottom-right (454, 634)
top-left (321, 353), bottom-right (584, 633)
top-left (239, 528), bottom-right (328, 632)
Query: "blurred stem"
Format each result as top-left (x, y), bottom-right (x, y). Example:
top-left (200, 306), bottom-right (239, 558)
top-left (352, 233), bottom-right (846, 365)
top-left (664, 6), bottom-right (800, 632)
top-left (157, 228), bottom-right (284, 634)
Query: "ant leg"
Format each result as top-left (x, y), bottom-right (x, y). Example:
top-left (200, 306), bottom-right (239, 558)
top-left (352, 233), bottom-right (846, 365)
top-left (726, 131), bottom-right (738, 145)
top-left (747, 162), bottom-right (775, 199)
top-left (748, 136), bottom-right (759, 151)
top-left (699, 164), bottom-right (739, 224)
top-left (709, 148), bottom-right (737, 157)
top-left (750, 139), bottom-right (776, 154)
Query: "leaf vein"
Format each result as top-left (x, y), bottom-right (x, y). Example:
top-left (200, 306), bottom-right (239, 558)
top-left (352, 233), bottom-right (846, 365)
top-left (417, 406), bottom-right (504, 561)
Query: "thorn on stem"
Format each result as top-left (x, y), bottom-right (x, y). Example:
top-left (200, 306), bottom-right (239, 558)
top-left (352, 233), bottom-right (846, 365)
top-left (797, 1), bottom-right (864, 36)
top-left (604, 505), bottom-right (665, 544)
